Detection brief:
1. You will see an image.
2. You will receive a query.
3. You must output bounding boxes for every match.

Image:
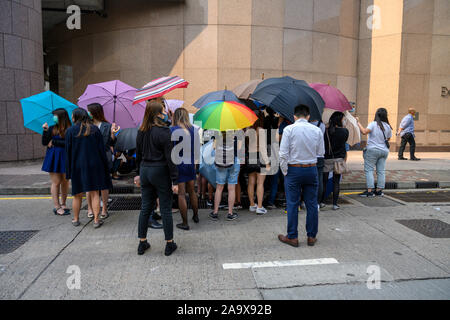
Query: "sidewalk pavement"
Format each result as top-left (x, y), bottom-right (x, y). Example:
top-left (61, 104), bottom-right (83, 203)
top-left (0, 152), bottom-right (449, 195)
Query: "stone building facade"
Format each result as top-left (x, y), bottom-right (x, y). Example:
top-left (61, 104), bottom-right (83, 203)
top-left (1, 0), bottom-right (449, 161)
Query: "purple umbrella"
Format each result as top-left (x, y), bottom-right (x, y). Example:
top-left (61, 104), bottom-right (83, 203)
top-left (309, 83), bottom-right (352, 112)
top-left (78, 80), bottom-right (146, 129)
top-left (164, 99), bottom-right (184, 114)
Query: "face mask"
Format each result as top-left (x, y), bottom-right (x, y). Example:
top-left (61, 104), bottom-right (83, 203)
top-left (342, 118), bottom-right (347, 126)
top-left (160, 112), bottom-right (170, 124)
top-left (53, 115), bottom-right (59, 124)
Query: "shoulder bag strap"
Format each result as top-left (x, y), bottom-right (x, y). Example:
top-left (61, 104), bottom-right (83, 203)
top-left (326, 128), bottom-right (334, 159)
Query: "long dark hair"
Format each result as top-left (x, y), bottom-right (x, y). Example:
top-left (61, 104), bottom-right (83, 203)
top-left (374, 108), bottom-right (391, 132)
top-left (328, 111), bottom-right (344, 135)
top-left (139, 100), bottom-right (166, 132)
top-left (72, 108), bottom-right (92, 137)
top-left (52, 108), bottom-right (71, 138)
top-left (87, 103), bottom-right (108, 123)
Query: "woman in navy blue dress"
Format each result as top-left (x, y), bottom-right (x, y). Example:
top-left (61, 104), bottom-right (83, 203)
top-left (170, 108), bottom-right (200, 230)
top-left (42, 108), bottom-right (72, 216)
top-left (65, 108), bottom-right (112, 229)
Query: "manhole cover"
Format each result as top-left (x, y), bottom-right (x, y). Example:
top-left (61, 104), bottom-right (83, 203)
top-left (396, 219), bottom-right (450, 238)
top-left (0, 231), bottom-right (39, 254)
top-left (388, 191), bottom-right (450, 203)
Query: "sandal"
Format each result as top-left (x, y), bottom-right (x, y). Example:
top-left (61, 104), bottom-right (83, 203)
top-left (87, 211), bottom-right (94, 219)
top-left (93, 220), bottom-right (104, 229)
top-left (72, 220), bottom-right (80, 227)
top-left (53, 207), bottom-right (70, 216)
top-left (100, 212), bottom-right (109, 219)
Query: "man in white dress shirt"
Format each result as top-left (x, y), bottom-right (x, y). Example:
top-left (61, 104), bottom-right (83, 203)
top-left (278, 105), bottom-right (325, 247)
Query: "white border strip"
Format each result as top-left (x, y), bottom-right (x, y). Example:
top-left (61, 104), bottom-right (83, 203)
top-left (223, 258), bottom-right (339, 270)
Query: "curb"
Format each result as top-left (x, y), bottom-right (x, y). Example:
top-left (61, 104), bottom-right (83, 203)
top-left (1, 182), bottom-right (449, 196)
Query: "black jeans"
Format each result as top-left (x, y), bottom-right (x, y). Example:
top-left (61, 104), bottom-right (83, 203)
top-left (322, 173), bottom-right (341, 206)
top-left (138, 165), bottom-right (173, 241)
top-left (398, 132), bottom-right (416, 158)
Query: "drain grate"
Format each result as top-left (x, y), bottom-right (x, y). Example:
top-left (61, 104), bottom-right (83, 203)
top-left (415, 181), bottom-right (439, 189)
top-left (396, 219), bottom-right (450, 238)
top-left (388, 191), bottom-right (450, 203)
top-left (110, 186), bottom-right (136, 194)
top-left (0, 230), bottom-right (39, 254)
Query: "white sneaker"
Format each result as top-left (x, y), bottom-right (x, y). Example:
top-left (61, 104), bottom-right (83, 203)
top-left (256, 207), bottom-right (267, 215)
top-left (249, 205), bottom-right (257, 212)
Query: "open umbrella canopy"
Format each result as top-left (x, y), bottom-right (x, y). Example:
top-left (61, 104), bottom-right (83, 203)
top-left (232, 79), bottom-right (263, 100)
top-left (322, 108), bottom-right (361, 146)
top-left (192, 90), bottom-right (240, 109)
top-left (133, 76), bottom-right (189, 105)
top-left (193, 100), bottom-right (257, 131)
top-left (254, 76), bottom-right (308, 93)
top-left (20, 91), bottom-right (77, 134)
top-left (114, 127), bottom-right (139, 152)
top-left (164, 99), bottom-right (184, 114)
top-left (78, 80), bottom-right (146, 129)
top-left (251, 82), bottom-right (324, 122)
top-left (310, 83), bottom-right (352, 112)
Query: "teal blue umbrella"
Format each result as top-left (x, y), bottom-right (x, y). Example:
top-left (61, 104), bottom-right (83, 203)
top-left (20, 91), bottom-right (77, 134)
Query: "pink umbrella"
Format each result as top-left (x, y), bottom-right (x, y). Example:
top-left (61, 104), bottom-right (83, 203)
top-left (78, 80), bottom-right (146, 129)
top-left (310, 83), bottom-right (352, 112)
top-left (164, 99), bottom-right (184, 114)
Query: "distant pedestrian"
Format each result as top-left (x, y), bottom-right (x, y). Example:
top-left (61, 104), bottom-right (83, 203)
top-left (246, 118), bottom-right (269, 215)
top-left (321, 112), bottom-right (349, 210)
top-left (86, 103), bottom-right (119, 220)
top-left (356, 108), bottom-right (392, 197)
top-left (310, 119), bottom-right (326, 208)
top-left (65, 108), bottom-right (112, 229)
top-left (171, 108), bottom-right (200, 230)
top-left (41, 108), bottom-right (72, 216)
top-left (134, 100), bottom-right (178, 256)
top-left (397, 108), bottom-right (420, 161)
top-left (210, 131), bottom-right (242, 221)
top-left (278, 105), bottom-right (325, 247)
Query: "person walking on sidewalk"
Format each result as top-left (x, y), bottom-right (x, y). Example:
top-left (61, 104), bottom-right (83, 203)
top-left (356, 108), bottom-right (392, 197)
top-left (65, 108), bottom-right (112, 229)
top-left (321, 112), bottom-right (349, 210)
top-left (134, 100), bottom-right (178, 256)
top-left (170, 108), bottom-right (200, 230)
top-left (397, 108), bottom-right (420, 161)
top-left (278, 105), bottom-right (325, 248)
top-left (42, 108), bottom-right (72, 216)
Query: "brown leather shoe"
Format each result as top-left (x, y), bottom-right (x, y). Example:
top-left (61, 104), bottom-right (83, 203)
top-left (307, 237), bottom-right (317, 246)
top-left (278, 234), bottom-right (299, 247)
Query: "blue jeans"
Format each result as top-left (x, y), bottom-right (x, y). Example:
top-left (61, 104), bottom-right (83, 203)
top-left (269, 168), bottom-right (283, 204)
top-left (284, 166), bottom-right (319, 239)
top-left (363, 148), bottom-right (389, 189)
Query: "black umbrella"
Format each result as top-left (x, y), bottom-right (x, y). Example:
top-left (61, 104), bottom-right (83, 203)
top-left (114, 127), bottom-right (138, 152)
top-left (192, 90), bottom-right (240, 109)
top-left (250, 82), bottom-right (325, 123)
top-left (254, 76), bottom-right (308, 93)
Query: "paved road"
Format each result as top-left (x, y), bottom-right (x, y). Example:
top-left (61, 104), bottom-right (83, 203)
top-left (0, 191), bottom-right (449, 299)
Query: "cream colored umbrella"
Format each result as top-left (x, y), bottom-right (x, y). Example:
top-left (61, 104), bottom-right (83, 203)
top-left (232, 79), bottom-right (263, 100)
top-left (322, 108), bottom-right (361, 146)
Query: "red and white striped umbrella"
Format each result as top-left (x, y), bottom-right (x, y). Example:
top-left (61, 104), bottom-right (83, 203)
top-left (132, 76), bottom-right (189, 105)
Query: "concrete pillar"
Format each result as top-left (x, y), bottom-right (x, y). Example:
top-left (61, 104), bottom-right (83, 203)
top-left (0, 0), bottom-right (44, 161)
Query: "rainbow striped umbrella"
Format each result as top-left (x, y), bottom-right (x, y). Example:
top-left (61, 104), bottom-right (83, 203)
top-left (193, 100), bottom-right (258, 131)
top-left (132, 76), bottom-right (189, 105)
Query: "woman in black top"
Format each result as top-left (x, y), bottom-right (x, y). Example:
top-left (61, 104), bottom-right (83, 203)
top-left (65, 108), bottom-right (112, 229)
top-left (134, 100), bottom-right (178, 256)
top-left (321, 111), bottom-right (349, 210)
top-left (41, 108), bottom-right (72, 216)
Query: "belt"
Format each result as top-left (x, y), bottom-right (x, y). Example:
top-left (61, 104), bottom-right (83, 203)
top-left (288, 163), bottom-right (316, 168)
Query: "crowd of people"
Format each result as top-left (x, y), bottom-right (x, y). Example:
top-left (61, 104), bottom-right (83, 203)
top-left (41, 96), bottom-right (401, 256)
